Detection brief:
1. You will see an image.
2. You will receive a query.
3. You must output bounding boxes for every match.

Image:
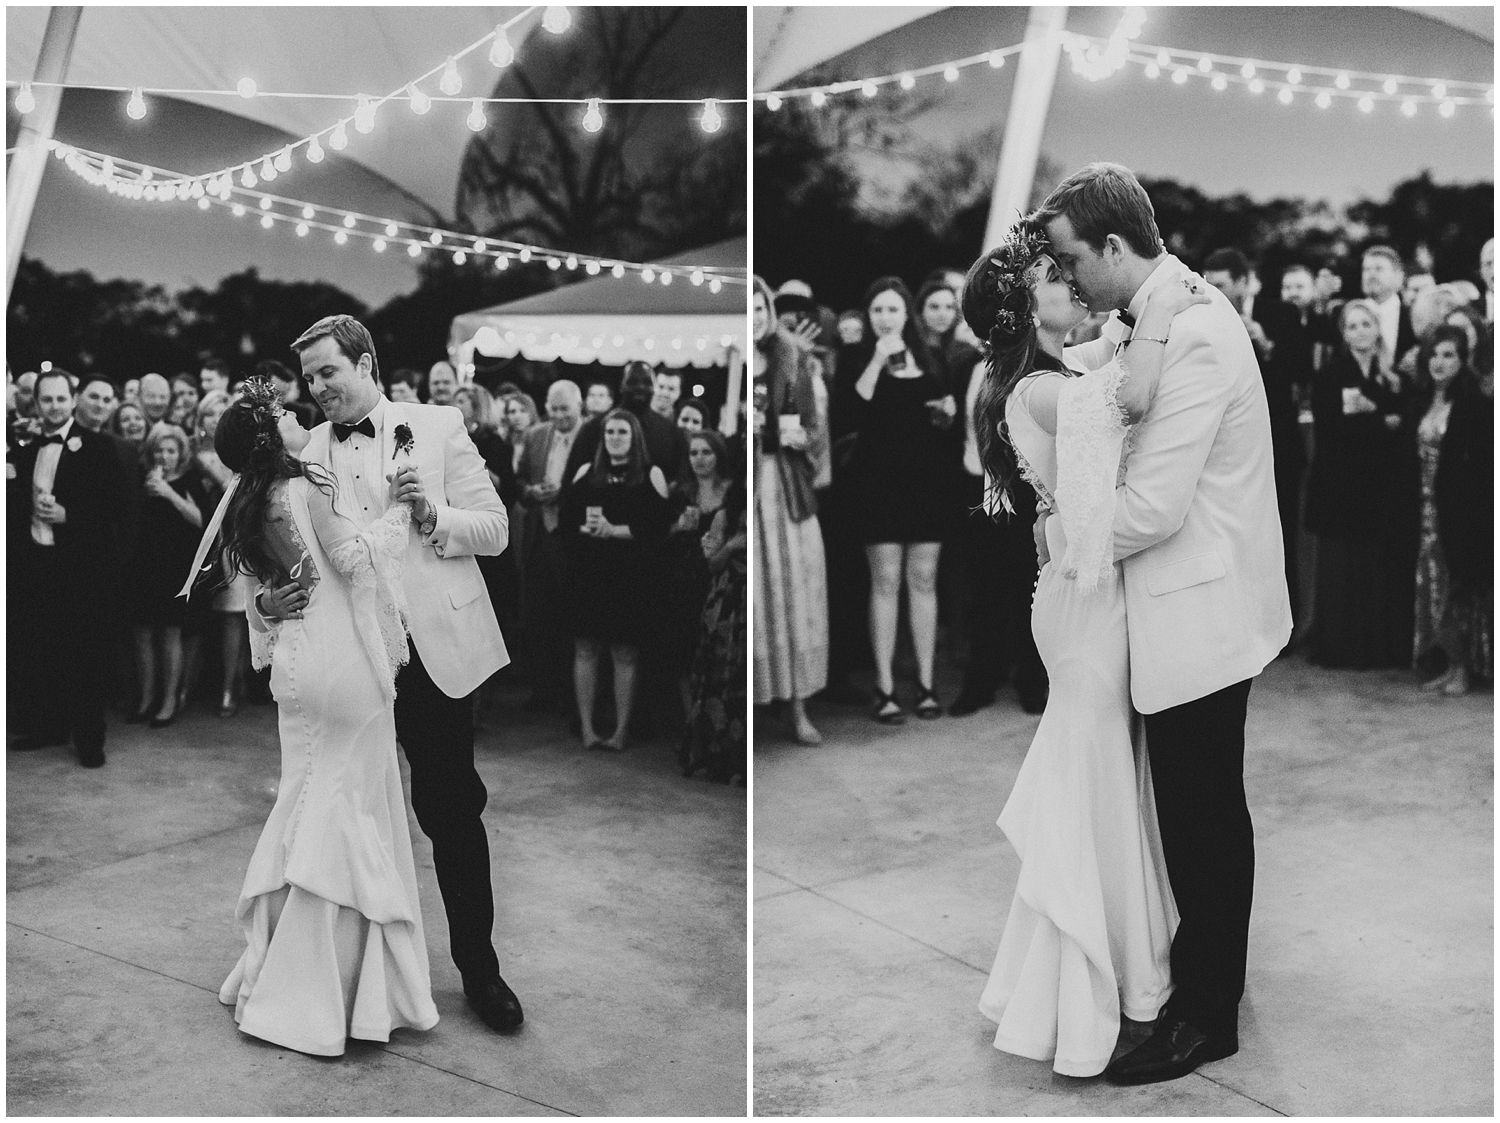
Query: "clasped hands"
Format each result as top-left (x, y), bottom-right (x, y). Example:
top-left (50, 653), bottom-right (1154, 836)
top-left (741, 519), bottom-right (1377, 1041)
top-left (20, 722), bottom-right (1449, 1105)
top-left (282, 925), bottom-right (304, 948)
top-left (387, 463), bottom-right (430, 524)
top-left (33, 490), bottom-right (66, 524)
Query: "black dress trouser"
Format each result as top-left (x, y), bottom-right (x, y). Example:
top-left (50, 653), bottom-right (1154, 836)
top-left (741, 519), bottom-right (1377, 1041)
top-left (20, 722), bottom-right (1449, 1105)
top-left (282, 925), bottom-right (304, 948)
top-left (1144, 677), bottom-right (1255, 1041)
top-left (394, 642), bottom-right (500, 985)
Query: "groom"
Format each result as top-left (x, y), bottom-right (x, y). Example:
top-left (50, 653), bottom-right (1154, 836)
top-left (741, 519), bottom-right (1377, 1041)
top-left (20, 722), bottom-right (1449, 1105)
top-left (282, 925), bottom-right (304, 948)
top-left (1038, 164), bottom-right (1292, 1084)
top-left (261, 314), bottom-right (523, 1034)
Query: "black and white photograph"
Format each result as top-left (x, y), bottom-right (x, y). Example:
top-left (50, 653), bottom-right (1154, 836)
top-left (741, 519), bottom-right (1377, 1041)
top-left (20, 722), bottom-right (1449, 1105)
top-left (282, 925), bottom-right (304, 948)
top-left (6, 5), bottom-right (747, 1116)
top-left (751, 4), bottom-right (1492, 1116)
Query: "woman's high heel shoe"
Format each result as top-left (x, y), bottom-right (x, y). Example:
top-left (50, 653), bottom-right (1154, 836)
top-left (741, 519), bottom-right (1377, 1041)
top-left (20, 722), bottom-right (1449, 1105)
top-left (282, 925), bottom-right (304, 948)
top-left (872, 688), bottom-right (905, 725)
top-left (913, 684), bottom-right (943, 720)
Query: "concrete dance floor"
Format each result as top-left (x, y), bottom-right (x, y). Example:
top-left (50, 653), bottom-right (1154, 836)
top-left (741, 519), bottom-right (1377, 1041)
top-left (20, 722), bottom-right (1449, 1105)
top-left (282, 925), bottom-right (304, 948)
top-left (753, 657), bottom-right (1492, 1117)
top-left (8, 685), bottom-right (746, 1117)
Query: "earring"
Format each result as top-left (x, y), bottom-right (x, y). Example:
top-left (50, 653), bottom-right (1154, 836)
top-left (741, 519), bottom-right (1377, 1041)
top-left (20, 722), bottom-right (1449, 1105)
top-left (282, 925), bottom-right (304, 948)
top-left (1032, 316), bottom-right (1041, 328)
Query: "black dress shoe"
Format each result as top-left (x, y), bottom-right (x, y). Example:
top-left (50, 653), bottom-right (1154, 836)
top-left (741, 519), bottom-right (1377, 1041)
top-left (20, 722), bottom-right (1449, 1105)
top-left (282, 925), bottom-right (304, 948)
top-left (464, 975), bottom-right (524, 1033)
top-left (1104, 1017), bottom-right (1236, 1085)
top-left (948, 686), bottom-right (996, 717)
top-left (77, 743), bottom-right (106, 769)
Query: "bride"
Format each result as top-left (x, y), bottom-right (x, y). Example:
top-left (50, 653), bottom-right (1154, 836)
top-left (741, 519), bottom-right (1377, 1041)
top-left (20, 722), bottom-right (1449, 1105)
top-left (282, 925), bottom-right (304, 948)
top-left (201, 381), bottom-right (438, 1056)
top-left (961, 222), bottom-right (1208, 1077)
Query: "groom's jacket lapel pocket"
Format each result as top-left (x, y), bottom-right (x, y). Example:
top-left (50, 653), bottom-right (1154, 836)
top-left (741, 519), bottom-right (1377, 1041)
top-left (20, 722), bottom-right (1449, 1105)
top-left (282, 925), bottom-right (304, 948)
top-left (1145, 551), bottom-right (1226, 597)
top-left (448, 577), bottom-right (484, 609)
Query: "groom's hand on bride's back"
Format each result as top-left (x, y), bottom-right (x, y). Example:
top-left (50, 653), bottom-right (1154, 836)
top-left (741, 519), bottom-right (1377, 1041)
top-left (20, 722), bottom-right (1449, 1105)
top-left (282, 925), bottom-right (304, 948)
top-left (1034, 504), bottom-right (1051, 569)
top-left (257, 581), bottom-right (309, 620)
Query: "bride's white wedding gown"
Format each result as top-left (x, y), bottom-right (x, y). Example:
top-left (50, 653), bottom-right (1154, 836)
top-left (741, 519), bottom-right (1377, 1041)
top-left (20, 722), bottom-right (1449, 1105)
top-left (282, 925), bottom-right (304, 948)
top-left (978, 361), bottom-right (1177, 1077)
top-left (219, 477), bottom-right (438, 1056)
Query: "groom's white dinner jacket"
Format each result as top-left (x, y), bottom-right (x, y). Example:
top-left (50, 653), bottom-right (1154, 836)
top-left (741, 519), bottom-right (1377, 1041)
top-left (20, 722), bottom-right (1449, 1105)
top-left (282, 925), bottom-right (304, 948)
top-left (296, 398), bottom-right (510, 698)
top-left (1067, 255), bottom-right (1292, 714)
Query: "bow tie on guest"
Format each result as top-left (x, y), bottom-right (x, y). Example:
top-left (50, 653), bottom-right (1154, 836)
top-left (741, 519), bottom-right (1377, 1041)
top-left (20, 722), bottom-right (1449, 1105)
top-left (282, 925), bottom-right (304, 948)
top-left (37, 433), bottom-right (65, 445)
top-left (333, 418), bottom-right (376, 442)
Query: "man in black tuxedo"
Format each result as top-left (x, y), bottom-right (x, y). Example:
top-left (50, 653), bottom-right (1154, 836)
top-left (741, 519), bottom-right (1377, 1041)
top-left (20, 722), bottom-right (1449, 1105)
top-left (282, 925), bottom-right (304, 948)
top-left (7, 370), bottom-right (129, 767)
top-left (1361, 245), bottom-right (1417, 372)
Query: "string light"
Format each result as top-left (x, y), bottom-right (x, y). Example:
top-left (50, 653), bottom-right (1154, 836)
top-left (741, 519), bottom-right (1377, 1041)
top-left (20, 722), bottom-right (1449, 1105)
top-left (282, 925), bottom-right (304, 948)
top-left (1277, 87), bottom-right (1293, 105)
top-left (260, 197), bottom-right (272, 210)
top-left (1316, 91), bottom-right (1332, 109)
top-left (542, 5), bottom-right (571, 34)
top-left (14, 82), bottom-right (35, 114)
top-left (408, 243), bottom-right (421, 258)
top-left (335, 230), bottom-right (348, 245)
top-left (301, 205), bottom-right (315, 219)
top-left (237, 77), bottom-right (256, 99)
top-left (373, 237), bottom-right (387, 252)
top-left (943, 65), bottom-right (960, 83)
top-left (1211, 73), bottom-right (1228, 92)
top-left (306, 137), bottom-right (324, 163)
top-left (765, 93), bottom-right (783, 110)
top-left (260, 214), bottom-right (273, 230)
top-left (296, 222), bottom-right (309, 237)
top-left (489, 26), bottom-right (515, 68)
top-left (1172, 68), bottom-right (1189, 85)
top-left (354, 95), bottom-right (377, 134)
top-left (345, 215), bottom-right (358, 229)
top-left (582, 98), bottom-right (604, 133)
top-left (439, 57), bottom-right (462, 97)
top-left (241, 166), bottom-right (257, 187)
top-left (1358, 94), bottom-right (1375, 112)
top-left (988, 51), bottom-right (1006, 70)
top-left (466, 98), bottom-right (487, 132)
top-left (328, 122), bottom-right (348, 150)
top-left (408, 84), bottom-right (431, 115)
top-left (274, 147), bottom-right (293, 173)
top-left (126, 88), bottom-right (147, 119)
top-left (1382, 77), bottom-right (1399, 95)
top-left (1402, 99), bottom-right (1417, 117)
top-left (699, 98), bottom-right (723, 133)
top-left (1248, 77), bottom-right (1265, 95)
top-left (1440, 99), bottom-right (1456, 118)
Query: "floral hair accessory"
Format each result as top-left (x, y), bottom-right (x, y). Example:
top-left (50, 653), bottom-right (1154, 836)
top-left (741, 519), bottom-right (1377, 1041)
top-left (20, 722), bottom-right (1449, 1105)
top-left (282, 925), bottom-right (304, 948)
top-left (985, 222), bottom-right (1050, 337)
top-left (238, 377), bottom-right (283, 427)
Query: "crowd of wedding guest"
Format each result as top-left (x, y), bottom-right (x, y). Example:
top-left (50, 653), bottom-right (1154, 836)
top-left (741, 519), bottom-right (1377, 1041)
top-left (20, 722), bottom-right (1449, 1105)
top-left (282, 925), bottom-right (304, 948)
top-left (8, 353), bottom-right (746, 781)
top-left (755, 235), bottom-right (1494, 743)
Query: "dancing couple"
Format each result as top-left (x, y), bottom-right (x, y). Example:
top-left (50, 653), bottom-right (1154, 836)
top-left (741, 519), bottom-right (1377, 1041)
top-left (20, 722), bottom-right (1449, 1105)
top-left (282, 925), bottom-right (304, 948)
top-left (185, 315), bottom-right (524, 1055)
top-left (964, 164), bottom-right (1291, 1083)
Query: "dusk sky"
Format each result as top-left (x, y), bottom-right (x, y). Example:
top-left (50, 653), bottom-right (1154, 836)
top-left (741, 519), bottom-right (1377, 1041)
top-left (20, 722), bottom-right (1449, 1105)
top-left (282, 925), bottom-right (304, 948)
top-left (6, 6), bottom-right (746, 310)
top-left (769, 5), bottom-right (1492, 215)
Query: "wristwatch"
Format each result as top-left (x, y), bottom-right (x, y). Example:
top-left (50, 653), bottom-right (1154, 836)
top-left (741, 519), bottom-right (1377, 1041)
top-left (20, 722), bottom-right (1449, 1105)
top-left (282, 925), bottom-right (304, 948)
top-left (418, 507), bottom-right (438, 538)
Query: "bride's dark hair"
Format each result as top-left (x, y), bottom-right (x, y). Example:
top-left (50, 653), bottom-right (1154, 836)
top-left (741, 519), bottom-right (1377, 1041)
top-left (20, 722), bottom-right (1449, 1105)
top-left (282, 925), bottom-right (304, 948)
top-left (961, 218), bottom-right (1068, 517)
top-left (215, 379), bottom-right (334, 584)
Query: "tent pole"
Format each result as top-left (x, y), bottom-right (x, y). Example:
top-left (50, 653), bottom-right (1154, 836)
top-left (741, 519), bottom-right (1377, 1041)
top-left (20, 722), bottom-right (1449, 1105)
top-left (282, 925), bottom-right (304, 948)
top-left (983, 5), bottom-right (1067, 250)
top-left (721, 345), bottom-right (743, 436)
top-left (6, 6), bottom-right (83, 304)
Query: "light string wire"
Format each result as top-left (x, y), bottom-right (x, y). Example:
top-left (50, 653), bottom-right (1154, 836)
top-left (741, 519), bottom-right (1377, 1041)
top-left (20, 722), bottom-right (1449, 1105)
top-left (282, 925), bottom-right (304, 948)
top-left (50, 139), bottom-right (747, 289)
top-left (755, 32), bottom-right (1493, 113)
top-left (6, 81), bottom-right (750, 108)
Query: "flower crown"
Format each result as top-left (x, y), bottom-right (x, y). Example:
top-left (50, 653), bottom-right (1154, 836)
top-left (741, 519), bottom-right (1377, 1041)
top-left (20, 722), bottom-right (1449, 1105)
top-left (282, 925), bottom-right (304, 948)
top-left (986, 223), bottom-right (1050, 337)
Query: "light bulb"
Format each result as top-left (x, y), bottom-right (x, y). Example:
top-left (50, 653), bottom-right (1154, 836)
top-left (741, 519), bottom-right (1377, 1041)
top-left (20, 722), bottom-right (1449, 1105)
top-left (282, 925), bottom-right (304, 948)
top-left (373, 237), bottom-right (387, 252)
top-left (1155, 49), bottom-right (1170, 68)
top-left (495, 255), bottom-right (509, 270)
top-left (232, 203), bottom-right (246, 217)
top-left (1197, 56), bottom-right (1212, 74)
top-left (1287, 68), bottom-right (1303, 85)
top-left (302, 205), bottom-right (316, 220)
top-left (1358, 94), bottom-right (1374, 113)
top-left (1248, 78), bottom-right (1265, 95)
top-left (612, 263), bottom-right (625, 278)
top-left (334, 230), bottom-right (348, 245)
top-left (190, 180), bottom-right (204, 198)
top-left (565, 254), bottom-right (579, 270)
top-left (489, 26), bottom-right (515, 68)
top-left (660, 271), bottom-right (673, 286)
top-left (989, 51), bottom-right (1006, 69)
top-left (408, 84), bottom-right (431, 115)
top-left (1240, 62), bottom-right (1255, 79)
top-left (944, 66), bottom-right (960, 83)
top-left (354, 95), bottom-right (376, 134)
top-left (453, 251), bottom-right (466, 265)
top-left (1277, 87), bottom-right (1293, 105)
top-left (408, 243), bottom-right (421, 258)
top-left (296, 222), bottom-right (309, 237)
top-left (1172, 68), bottom-right (1189, 85)
top-left (198, 197), bottom-right (211, 211)
top-left (1315, 90), bottom-right (1332, 109)
top-left (260, 197), bottom-right (272, 210)
top-left (14, 82), bottom-right (36, 114)
top-left (429, 231), bottom-right (443, 246)
top-left (543, 5), bottom-right (571, 34)
top-left (899, 73), bottom-right (915, 91)
top-left (519, 247), bottom-right (532, 263)
top-left (699, 98), bottom-right (723, 134)
top-left (765, 93), bottom-right (783, 111)
top-left (275, 147), bottom-right (292, 173)
top-left (587, 260), bottom-right (601, 275)
top-left (259, 157), bottom-right (276, 181)
top-left (467, 98), bottom-right (486, 132)
top-left (1432, 82), bottom-right (1447, 99)
top-left (1211, 73), bottom-right (1227, 92)
top-left (126, 88), bottom-right (147, 120)
top-left (1145, 62), bottom-right (1161, 80)
top-left (385, 222), bottom-right (398, 237)
top-left (547, 257), bottom-right (561, 270)
top-left (690, 269), bottom-right (704, 286)
top-left (642, 267), bottom-right (656, 283)
top-left (1439, 99), bottom-right (1455, 118)
top-left (861, 81), bottom-right (877, 98)
top-left (329, 122), bottom-right (349, 150)
top-left (440, 57), bottom-right (462, 96)
top-left (260, 214), bottom-right (274, 230)
top-left (1383, 77), bottom-right (1398, 96)
top-left (811, 90), bottom-right (827, 107)
top-left (344, 214), bottom-right (357, 229)
top-left (241, 166), bottom-right (257, 187)
top-left (709, 278), bottom-right (723, 294)
top-left (237, 77), bottom-right (257, 99)
top-left (306, 137), bottom-right (325, 163)
top-left (582, 98), bottom-right (604, 133)
top-left (1335, 72), bottom-right (1350, 90)
top-left (1401, 99), bottom-right (1417, 117)
top-left (472, 238), bottom-right (486, 252)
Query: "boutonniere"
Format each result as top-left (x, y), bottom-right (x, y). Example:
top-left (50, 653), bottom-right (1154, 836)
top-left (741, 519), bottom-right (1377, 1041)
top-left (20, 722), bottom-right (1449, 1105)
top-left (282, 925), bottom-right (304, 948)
top-left (392, 423), bottom-right (415, 461)
top-left (66, 435), bottom-right (82, 453)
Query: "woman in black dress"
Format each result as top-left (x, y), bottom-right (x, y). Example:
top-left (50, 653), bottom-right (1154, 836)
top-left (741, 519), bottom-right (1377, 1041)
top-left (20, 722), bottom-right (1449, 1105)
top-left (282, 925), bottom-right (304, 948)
top-left (128, 423), bottom-right (210, 726)
top-left (665, 430), bottom-right (733, 724)
top-left (560, 408), bottom-right (671, 751)
top-left (1305, 298), bottom-right (1418, 668)
top-left (682, 480), bottom-right (747, 784)
top-left (835, 276), bottom-right (956, 721)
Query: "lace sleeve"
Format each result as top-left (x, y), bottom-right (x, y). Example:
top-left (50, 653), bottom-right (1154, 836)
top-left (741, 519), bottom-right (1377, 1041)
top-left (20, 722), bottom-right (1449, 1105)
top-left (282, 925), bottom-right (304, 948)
top-left (305, 488), bottom-right (412, 699)
top-left (247, 595), bottom-right (278, 671)
top-left (1054, 359), bottom-right (1130, 592)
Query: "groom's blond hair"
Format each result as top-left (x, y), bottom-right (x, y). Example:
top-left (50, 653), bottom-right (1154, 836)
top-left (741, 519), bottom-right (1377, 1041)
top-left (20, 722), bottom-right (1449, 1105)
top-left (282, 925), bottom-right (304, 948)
top-left (1034, 162), bottom-right (1163, 260)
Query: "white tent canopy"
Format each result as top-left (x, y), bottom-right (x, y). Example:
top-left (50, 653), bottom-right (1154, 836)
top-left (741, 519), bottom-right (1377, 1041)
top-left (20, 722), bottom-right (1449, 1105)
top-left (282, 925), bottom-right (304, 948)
top-left (450, 237), bottom-right (746, 371)
top-left (7, 5), bottom-right (539, 218)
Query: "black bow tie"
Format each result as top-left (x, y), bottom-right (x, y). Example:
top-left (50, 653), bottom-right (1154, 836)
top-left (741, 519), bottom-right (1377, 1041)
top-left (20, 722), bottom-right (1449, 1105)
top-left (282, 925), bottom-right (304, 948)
top-left (333, 418), bottom-right (376, 442)
top-left (38, 433), bottom-right (65, 445)
top-left (1119, 310), bottom-right (1137, 328)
